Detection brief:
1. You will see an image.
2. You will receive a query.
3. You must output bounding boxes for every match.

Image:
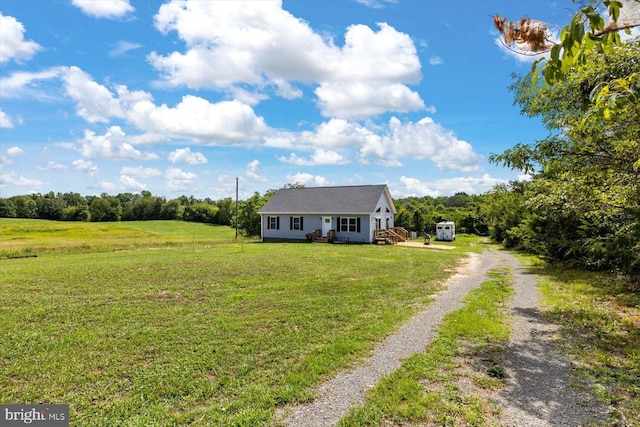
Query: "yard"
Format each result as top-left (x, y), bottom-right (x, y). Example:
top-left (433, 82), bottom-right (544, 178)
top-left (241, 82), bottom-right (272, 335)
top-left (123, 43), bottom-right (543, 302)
top-left (0, 219), bottom-right (475, 425)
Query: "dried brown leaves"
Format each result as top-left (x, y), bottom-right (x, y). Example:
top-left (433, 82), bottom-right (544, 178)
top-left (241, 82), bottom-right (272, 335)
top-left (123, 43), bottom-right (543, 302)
top-left (493, 14), bottom-right (554, 53)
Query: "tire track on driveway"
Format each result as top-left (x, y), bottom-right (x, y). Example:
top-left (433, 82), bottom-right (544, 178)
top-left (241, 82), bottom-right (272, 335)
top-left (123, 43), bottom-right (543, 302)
top-left (495, 254), bottom-right (609, 426)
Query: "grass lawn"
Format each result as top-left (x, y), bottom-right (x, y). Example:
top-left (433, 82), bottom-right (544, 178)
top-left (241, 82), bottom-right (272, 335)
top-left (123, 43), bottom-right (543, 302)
top-left (0, 219), bottom-right (476, 425)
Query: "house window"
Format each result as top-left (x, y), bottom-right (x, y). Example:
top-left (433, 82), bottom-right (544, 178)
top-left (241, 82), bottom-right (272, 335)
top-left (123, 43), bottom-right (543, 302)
top-left (338, 217), bottom-right (361, 233)
top-left (267, 216), bottom-right (280, 230)
top-left (290, 216), bottom-right (303, 231)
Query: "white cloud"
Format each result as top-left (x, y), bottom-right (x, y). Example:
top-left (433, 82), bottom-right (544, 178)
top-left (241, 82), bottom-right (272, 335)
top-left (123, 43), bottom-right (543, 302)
top-left (0, 67), bottom-right (66, 99)
top-left (78, 126), bottom-right (159, 160)
top-left (246, 159), bottom-right (268, 182)
top-left (37, 161), bottom-right (67, 171)
top-left (119, 175), bottom-right (146, 191)
top-left (359, 117), bottom-right (483, 171)
top-left (398, 174), bottom-right (507, 197)
top-left (150, 1), bottom-right (423, 118)
top-left (292, 118), bottom-right (376, 149)
top-left (0, 171), bottom-right (45, 188)
top-left (0, 13), bottom-right (41, 64)
top-left (168, 147), bottom-right (208, 165)
top-left (129, 96), bottom-right (267, 144)
top-left (353, 0), bottom-right (399, 8)
top-left (6, 146), bottom-right (24, 156)
top-left (517, 172), bottom-right (533, 182)
top-left (73, 159), bottom-right (100, 176)
top-left (71, 0), bottom-right (135, 19)
top-left (120, 166), bottom-right (162, 178)
top-left (268, 115), bottom-right (483, 171)
top-left (2, 66), bottom-right (270, 147)
top-left (109, 40), bottom-right (142, 58)
top-left (100, 181), bottom-right (117, 192)
top-left (315, 82), bottom-right (424, 119)
top-left (0, 110), bottom-right (14, 128)
top-left (62, 66), bottom-right (125, 123)
top-left (285, 172), bottom-right (329, 187)
top-left (165, 167), bottom-right (197, 191)
top-left (429, 56), bottom-right (443, 65)
top-left (277, 148), bottom-right (350, 166)
top-left (398, 176), bottom-right (439, 197)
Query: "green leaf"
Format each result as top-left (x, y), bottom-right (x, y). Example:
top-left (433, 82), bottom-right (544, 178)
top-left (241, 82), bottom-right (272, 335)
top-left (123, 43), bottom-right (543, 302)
top-left (607, 0), bottom-right (621, 22)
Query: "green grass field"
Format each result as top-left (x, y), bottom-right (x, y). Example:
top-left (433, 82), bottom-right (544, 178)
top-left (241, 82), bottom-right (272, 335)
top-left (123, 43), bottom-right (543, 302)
top-left (4, 219), bottom-right (636, 425)
top-left (0, 219), bottom-right (472, 425)
top-left (0, 219), bottom-right (242, 258)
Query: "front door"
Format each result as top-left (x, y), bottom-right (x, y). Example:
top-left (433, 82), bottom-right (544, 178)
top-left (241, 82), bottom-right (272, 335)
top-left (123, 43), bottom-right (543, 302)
top-left (321, 216), bottom-right (332, 237)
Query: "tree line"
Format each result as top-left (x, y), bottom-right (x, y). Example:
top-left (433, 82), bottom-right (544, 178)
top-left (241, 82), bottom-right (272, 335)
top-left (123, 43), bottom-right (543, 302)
top-left (0, 191), bottom-right (235, 226)
top-left (0, 189), bottom-right (490, 236)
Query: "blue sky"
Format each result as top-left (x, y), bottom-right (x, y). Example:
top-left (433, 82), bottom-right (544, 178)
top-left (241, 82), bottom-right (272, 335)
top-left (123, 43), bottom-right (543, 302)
top-left (0, 0), bottom-right (575, 200)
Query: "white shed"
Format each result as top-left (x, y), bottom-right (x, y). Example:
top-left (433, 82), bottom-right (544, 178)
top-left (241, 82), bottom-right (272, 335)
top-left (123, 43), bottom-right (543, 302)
top-left (436, 221), bottom-right (455, 241)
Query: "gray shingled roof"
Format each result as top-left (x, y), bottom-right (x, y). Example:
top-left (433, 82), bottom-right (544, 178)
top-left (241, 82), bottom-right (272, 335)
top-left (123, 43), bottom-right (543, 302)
top-left (258, 185), bottom-right (394, 214)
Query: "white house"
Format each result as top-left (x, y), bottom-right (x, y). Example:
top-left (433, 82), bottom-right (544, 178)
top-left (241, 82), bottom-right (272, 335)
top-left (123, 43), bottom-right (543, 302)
top-left (258, 185), bottom-right (399, 243)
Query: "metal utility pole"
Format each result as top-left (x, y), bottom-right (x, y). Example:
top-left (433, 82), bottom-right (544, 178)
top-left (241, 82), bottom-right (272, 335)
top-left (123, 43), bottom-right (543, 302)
top-left (235, 177), bottom-right (239, 240)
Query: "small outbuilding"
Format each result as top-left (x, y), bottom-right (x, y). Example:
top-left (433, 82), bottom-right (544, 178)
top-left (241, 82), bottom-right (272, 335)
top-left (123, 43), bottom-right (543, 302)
top-left (436, 221), bottom-right (455, 241)
top-left (258, 184), bottom-right (404, 244)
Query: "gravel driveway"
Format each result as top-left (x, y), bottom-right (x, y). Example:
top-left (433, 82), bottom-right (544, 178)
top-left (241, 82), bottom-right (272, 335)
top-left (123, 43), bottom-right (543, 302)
top-left (282, 249), bottom-right (608, 426)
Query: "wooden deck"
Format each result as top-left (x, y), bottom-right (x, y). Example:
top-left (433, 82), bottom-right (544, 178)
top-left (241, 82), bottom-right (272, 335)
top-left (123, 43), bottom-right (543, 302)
top-left (373, 227), bottom-right (408, 245)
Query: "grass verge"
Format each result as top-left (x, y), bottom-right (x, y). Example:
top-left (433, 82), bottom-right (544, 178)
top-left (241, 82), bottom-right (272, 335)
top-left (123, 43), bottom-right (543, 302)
top-left (338, 268), bottom-right (513, 426)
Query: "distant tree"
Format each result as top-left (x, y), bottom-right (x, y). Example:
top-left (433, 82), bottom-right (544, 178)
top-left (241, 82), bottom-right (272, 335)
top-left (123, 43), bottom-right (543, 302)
top-left (238, 192), bottom-right (270, 236)
top-left (12, 196), bottom-right (37, 218)
top-left (89, 196), bottom-right (122, 222)
top-left (160, 199), bottom-right (184, 220)
top-left (444, 192), bottom-right (470, 208)
top-left (61, 192), bottom-right (86, 207)
top-left (61, 205), bottom-right (91, 222)
top-left (0, 199), bottom-right (17, 218)
top-left (183, 202), bottom-right (218, 223)
top-left (215, 197), bottom-right (234, 226)
top-left (35, 192), bottom-right (64, 220)
top-left (394, 205), bottom-right (414, 231)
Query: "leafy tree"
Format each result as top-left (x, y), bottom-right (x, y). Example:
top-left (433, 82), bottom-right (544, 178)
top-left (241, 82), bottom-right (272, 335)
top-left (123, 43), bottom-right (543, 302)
top-left (0, 199), bottom-right (17, 217)
top-left (12, 196), bottom-right (37, 218)
top-left (61, 192), bottom-right (86, 207)
top-left (89, 196), bottom-right (122, 222)
top-left (160, 199), bottom-right (184, 220)
top-left (61, 205), bottom-right (91, 222)
top-left (492, 2), bottom-right (640, 283)
top-left (215, 197), bottom-right (235, 226)
top-left (238, 191), bottom-right (271, 236)
top-left (481, 182), bottom-right (531, 248)
top-left (183, 202), bottom-right (218, 223)
top-left (35, 192), bottom-right (64, 220)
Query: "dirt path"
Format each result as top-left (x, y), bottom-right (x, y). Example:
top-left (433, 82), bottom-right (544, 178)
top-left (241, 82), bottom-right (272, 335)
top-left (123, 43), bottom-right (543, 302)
top-left (495, 255), bottom-right (608, 426)
top-left (282, 249), bottom-right (608, 426)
